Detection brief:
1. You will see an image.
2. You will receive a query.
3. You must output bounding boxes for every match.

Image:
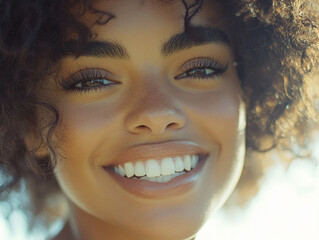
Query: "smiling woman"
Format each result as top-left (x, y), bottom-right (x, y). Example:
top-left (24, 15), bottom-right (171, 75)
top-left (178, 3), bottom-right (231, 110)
top-left (44, 1), bottom-right (245, 239)
top-left (0, 0), bottom-right (318, 240)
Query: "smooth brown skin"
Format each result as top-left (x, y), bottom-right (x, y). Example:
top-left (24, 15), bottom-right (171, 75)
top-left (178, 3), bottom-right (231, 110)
top-left (40, 0), bottom-right (246, 239)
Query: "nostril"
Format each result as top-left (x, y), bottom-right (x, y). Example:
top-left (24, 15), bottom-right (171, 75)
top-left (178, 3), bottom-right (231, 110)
top-left (136, 125), bottom-right (150, 131)
top-left (167, 122), bottom-right (178, 129)
top-left (134, 122), bottom-right (181, 134)
top-left (168, 122), bottom-right (185, 130)
top-left (125, 110), bottom-right (186, 134)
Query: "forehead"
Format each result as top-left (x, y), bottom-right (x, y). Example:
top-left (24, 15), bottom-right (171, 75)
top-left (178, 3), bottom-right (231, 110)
top-left (84, 0), bottom-right (226, 33)
top-left (90, 0), bottom-right (224, 16)
top-left (74, 0), bottom-right (228, 60)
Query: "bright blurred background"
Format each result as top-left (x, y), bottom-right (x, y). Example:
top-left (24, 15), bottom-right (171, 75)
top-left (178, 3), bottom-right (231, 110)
top-left (1, 139), bottom-right (319, 240)
top-left (197, 142), bottom-right (319, 240)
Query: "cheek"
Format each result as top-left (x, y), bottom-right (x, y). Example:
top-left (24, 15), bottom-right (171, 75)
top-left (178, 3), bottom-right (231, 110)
top-left (184, 87), bottom-right (246, 204)
top-left (185, 87), bottom-right (245, 146)
top-left (52, 102), bottom-right (122, 205)
top-left (55, 100), bottom-right (122, 159)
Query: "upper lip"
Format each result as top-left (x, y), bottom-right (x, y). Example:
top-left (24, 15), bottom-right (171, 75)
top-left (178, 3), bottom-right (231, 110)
top-left (105, 140), bottom-right (209, 166)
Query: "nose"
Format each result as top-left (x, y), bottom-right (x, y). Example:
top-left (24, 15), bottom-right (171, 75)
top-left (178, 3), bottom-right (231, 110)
top-left (124, 87), bottom-right (186, 135)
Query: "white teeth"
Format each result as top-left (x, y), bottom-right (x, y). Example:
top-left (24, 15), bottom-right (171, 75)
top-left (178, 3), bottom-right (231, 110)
top-left (161, 158), bottom-right (175, 176)
top-left (147, 176), bottom-right (158, 182)
top-left (135, 161), bottom-right (146, 177)
top-left (115, 154), bottom-right (201, 180)
top-left (124, 162), bottom-right (134, 178)
top-left (191, 155), bottom-right (199, 169)
top-left (114, 166), bottom-right (120, 175)
top-left (162, 175), bottom-right (172, 182)
top-left (183, 155), bottom-right (192, 171)
top-left (118, 165), bottom-right (125, 177)
top-left (146, 160), bottom-right (161, 177)
top-left (128, 172), bottom-right (186, 183)
top-left (156, 176), bottom-right (164, 183)
top-left (174, 157), bottom-right (184, 172)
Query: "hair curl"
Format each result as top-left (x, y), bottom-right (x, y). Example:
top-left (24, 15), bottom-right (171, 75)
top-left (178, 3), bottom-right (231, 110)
top-left (0, 0), bottom-right (318, 232)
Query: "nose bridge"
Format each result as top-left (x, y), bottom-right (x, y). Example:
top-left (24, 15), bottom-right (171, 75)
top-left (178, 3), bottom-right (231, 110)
top-left (125, 79), bottom-right (185, 134)
top-left (139, 81), bottom-right (172, 112)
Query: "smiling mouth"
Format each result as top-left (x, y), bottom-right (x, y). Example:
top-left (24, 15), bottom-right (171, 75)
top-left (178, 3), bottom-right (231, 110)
top-left (101, 141), bottom-right (212, 198)
top-left (111, 154), bottom-right (202, 183)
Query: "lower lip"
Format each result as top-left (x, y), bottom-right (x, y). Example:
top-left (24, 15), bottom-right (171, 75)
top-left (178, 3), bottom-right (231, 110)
top-left (103, 155), bottom-right (208, 199)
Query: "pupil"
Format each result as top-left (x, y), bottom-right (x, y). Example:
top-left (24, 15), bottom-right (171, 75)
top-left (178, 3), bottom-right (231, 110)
top-left (85, 79), bottom-right (103, 87)
top-left (189, 69), bottom-right (206, 76)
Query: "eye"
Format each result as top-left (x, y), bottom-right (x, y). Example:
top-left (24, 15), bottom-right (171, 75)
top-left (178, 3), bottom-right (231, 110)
top-left (175, 57), bottom-right (228, 80)
top-left (60, 68), bottom-right (119, 93)
top-left (74, 79), bottom-right (115, 89)
top-left (176, 68), bottom-right (216, 79)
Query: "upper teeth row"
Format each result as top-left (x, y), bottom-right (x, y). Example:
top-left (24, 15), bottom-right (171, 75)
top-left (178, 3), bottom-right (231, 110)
top-left (114, 155), bottom-right (199, 178)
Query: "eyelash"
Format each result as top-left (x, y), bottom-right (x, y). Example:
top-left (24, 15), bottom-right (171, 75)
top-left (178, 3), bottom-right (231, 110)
top-left (60, 69), bottom-right (118, 93)
top-left (175, 57), bottom-right (228, 80)
top-left (60, 57), bottom-right (228, 93)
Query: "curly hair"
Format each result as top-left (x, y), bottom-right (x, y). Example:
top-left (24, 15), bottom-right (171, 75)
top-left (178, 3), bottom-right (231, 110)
top-left (0, 0), bottom-right (318, 232)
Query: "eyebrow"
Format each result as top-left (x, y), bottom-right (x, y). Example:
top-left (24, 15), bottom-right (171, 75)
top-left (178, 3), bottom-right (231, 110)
top-left (161, 25), bottom-right (231, 56)
top-left (62, 40), bottom-right (129, 59)
top-left (62, 25), bottom-right (230, 59)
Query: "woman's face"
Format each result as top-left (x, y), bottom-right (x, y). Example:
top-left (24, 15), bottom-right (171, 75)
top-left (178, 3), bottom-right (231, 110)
top-left (41, 0), bottom-right (246, 239)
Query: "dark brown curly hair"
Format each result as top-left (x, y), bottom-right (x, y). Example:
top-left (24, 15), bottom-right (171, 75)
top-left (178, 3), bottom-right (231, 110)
top-left (0, 0), bottom-right (318, 232)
